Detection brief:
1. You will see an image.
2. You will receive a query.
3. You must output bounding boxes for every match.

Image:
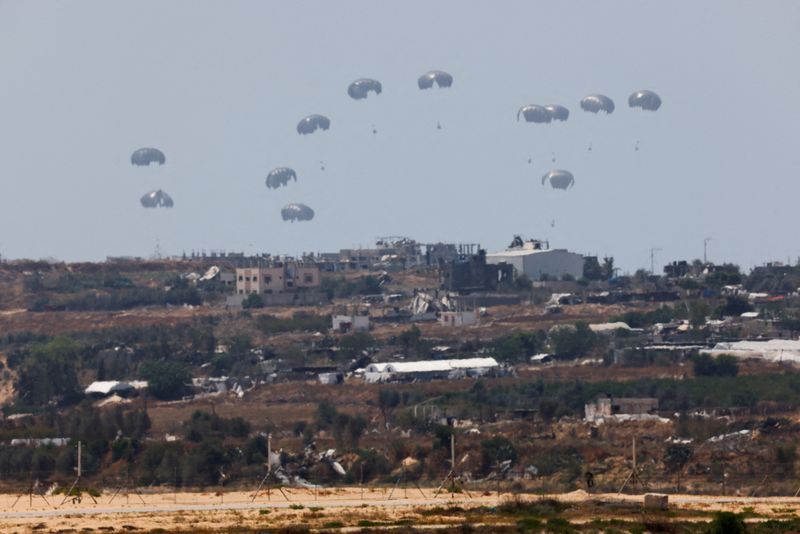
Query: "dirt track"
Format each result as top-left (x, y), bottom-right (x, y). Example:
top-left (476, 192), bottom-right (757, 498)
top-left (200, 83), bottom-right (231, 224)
top-left (2, 488), bottom-right (800, 532)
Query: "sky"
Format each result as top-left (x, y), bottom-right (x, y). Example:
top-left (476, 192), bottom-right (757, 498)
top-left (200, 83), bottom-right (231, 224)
top-left (1, 1), bottom-right (799, 273)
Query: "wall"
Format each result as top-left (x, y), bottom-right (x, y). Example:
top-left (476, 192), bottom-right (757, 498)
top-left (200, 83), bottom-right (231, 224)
top-left (522, 250), bottom-right (583, 281)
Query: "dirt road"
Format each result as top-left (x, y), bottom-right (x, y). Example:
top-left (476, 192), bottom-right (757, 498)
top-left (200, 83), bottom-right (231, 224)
top-left (2, 488), bottom-right (800, 532)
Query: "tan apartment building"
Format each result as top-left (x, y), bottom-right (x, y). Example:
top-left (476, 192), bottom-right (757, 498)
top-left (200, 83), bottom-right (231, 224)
top-left (235, 263), bottom-right (320, 295)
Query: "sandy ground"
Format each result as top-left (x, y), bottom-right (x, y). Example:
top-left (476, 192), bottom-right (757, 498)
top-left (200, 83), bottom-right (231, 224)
top-left (2, 487), bottom-right (800, 532)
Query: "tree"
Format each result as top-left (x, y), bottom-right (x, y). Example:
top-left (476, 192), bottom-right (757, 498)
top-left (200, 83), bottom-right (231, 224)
top-left (714, 355), bottom-right (739, 377)
top-left (490, 331), bottom-right (545, 363)
top-left (716, 297), bottom-right (753, 318)
top-left (346, 415), bottom-right (368, 448)
top-left (689, 300), bottom-right (711, 327)
top-left (16, 337), bottom-right (82, 406)
top-left (601, 257), bottom-right (615, 280)
top-left (397, 325), bottom-right (423, 356)
top-left (583, 257), bottom-right (603, 281)
top-left (242, 293), bottom-right (264, 309)
top-left (338, 332), bottom-right (375, 360)
top-left (548, 322), bottom-right (598, 359)
top-left (140, 360), bottom-right (190, 400)
top-left (378, 389), bottom-right (401, 426)
top-left (513, 274), bottom-right (533, 292)
top-left (663, 443), bottom-right (693, 473)
top-left (692, 354), bottom-right (738, 377)
top-left (315, 400), bottom-right (338, 430)
top-left (480, 436), bottom-right (518, 475)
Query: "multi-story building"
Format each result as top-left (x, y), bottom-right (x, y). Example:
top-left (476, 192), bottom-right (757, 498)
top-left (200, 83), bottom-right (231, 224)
top-left (235, 262), bottom-right (320, 295)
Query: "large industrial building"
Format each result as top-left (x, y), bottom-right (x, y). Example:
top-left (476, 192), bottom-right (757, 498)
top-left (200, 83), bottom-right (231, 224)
top-left (486, 237), bottom-right (583, 281)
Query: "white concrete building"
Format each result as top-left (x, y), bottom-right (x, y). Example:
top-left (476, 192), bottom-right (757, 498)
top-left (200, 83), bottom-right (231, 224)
top-left (439, 310), bottom-right (478, 327)
top-left (486, 238), bottom-right (583, 281)
top-left (332, 314), bottom-right (370, 333)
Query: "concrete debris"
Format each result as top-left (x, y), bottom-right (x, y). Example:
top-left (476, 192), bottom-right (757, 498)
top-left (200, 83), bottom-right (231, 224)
top-left (269, 444), bottom-right (349, 485)
top-left (665, 437), bottom-right (693, 444)
top-left (9, 438), bottom-right (70, 447)
top-left (706, 429), bottom-right (751, 443)
top-left (192, 376), bottom-right (255, 397)
top-left (593, 414), bottom-right (671, 425)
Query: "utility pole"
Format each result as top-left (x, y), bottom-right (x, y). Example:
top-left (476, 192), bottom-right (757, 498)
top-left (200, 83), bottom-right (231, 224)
top-left (617, 436), bottom-right (645, 495)
top-left (61, 441), bottom-right (96, 506)
top-left (650, 248), bottom-right (662, 275)
top-left (704, 237), bottom-right (712, 264)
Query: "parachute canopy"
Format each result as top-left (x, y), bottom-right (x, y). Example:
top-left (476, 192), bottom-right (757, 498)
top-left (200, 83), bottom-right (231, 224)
top-left (281, 203), bottom-right (314, 222)
top-left (580, 95), bottom-right (615, 114)
top-left (545, 105), bottom-right (570, 122)
top-left (140, 189), bottom-right (173, 208)
top-left (417, 70), bottom-right (453, 90)
top-left (348, 78), bottom-right (382, 100)
top-left (297, 114), bottom-right (330, 135)
top-left (131, 148), bottom-right (165, 166)
top-left (628, 90), bottom-right (662, 111)
top-left (517, 105), bottom-right (552, 124)
top-left (541, 169), bottom-right (575, 190)
top-left (266, 167), bottom-right (297, 189)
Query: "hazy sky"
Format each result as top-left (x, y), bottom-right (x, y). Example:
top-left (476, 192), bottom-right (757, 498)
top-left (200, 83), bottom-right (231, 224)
top-left (1, 1), bottom-right (799, 272)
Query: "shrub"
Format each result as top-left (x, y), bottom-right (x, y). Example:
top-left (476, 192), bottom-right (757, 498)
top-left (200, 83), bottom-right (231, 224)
top-left (707, 512), bottom-right (745, 534)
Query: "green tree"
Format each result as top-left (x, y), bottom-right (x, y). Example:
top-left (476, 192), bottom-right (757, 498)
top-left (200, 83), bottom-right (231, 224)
top-left (693, 354), bottom-right (738, 377)
top-left (315, 400), bottom-right (338, 430)
top-left (397, 325), bottom-right (422, 355)
top-left (714, 355), bottom-right (739, 377)
top-left (716, 297), bottom-right (753, 318)
top-left (490, 331), bottom-right (545, 363)
top-left (378, 389), bottom-right (401, 426)
top-left (548, 322), bottom-right (598, 359)
top-left (663, 443), bottom-right (693, 473)
top-left (346, 415), bottom-right (368, 448)
top-left (140, 360), bottom-right (190, 400)
top-left (242, 293), bottom-right (264, 309)
top-left (16, 337), bottom-right (82, 406)
top-left (601, 257), bottom-right (615, 280)
top-left (480, 436), bottom-right (518, 475)
top-left (338, 332), bottom-right (375, 360)
top-left (689, 300), bottom-right (710, 327)
top-left (583, 257), bottom-right (603, 281)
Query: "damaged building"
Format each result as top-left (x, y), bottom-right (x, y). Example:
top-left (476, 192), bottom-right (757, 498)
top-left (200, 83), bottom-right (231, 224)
top-left (584, 396), bottom-right (660, 423)
top-left (439, 249), bottom-right (514, 293)
top-left (228, 261), bottom-right (323, 306)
